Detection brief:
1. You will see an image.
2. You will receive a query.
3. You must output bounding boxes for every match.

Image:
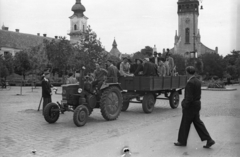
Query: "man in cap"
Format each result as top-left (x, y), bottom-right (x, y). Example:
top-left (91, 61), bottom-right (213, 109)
top-left (134, 58), bottom-right (144, 76)
top-left (41, 71), bottom-right (53, 115)
top-left (150, 51), bottom-right (160, 65)
top-left (174, 66), bottom-right (215, 148)
top-left (106, 59), bottom-right (119, 83)
top-left (92, 63), bottom-right (108, 89)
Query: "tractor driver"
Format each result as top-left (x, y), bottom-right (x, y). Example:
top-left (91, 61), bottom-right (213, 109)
top-left (92, 63), bottom-right (108, 89)
top-left (106, 59), bottom-right (119, 83)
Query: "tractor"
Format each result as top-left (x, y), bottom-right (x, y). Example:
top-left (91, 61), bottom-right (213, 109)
top-left (43, 67), bottom-right (123, 127)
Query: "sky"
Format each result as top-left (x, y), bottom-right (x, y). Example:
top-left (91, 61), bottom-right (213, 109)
top-left (0, 0), bottom-right (239, 56)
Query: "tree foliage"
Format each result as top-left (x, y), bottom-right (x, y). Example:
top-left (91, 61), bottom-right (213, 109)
top-left (200, 53), bottom-right (225, 79)
top-left (0, 53), bottom-right (14, 78)
top-left (44, 37), bottom-right (73, 74)
top-left (171, 54), bottom-right (186, 75)
top-left (223, 50), bottom-right (240, 79)
top-left (14, 51), bottom-right (31, 79)
top-left (140, 46), bottom-right (153, 57)
top-left (69, 26), bottom-right (106, 73)
top-left (27, 43), bottom-right (49, 75)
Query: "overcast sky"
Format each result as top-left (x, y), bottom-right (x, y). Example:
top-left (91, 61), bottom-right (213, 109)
top-left (0, 0), bottom-right (239, 56)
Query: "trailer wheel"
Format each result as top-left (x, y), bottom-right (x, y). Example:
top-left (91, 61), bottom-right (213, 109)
top-left (73, 105), bottom-right (89, 127)
top-left (44, 103), bottom-right (60, 123)
top-left (122, 101), bottom-right (130, 111)
top-left (169, 91), bottom-right (179, 109)
top-left (142, 93), bottom-right (155, 113)
top-left (100, 86), bottom-right (123, 120)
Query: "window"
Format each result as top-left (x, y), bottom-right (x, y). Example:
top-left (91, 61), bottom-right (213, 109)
top-left (185, 28), bottom-right (190, 44)
top-left (74, 24), bottom-right (77, 30)
top-left (83, 25), bottom-right (85, 32)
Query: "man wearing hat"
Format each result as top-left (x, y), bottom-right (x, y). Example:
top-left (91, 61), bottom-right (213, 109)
top-left (42, 71), bottom-right (52, 114)
top-left (106, 59), bottom-right (119, 83)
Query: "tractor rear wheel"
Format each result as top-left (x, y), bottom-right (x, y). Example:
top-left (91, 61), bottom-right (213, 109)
top-left (100, 86), bottom-right (123, 120)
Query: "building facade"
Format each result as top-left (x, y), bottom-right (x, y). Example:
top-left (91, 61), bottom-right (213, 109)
top-left (173, 0), bottom-right (218, 57)
top-left (0, 25), bottom-right (53, 56)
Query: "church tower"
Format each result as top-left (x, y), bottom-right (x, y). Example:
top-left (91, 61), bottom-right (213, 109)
top-left (175, 0), bottom-right (200, 57)
top-left (68, 0), bottom-right (88, 43)
top-left (174, 0), bottom-right (217, 57)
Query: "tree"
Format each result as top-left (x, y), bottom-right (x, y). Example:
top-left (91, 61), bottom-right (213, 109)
top-left (0, 55), bottom-right (9, 79)
top-left (44, 37), bottom-right (73, 76)
top-left (171, 54), bottom-right (185, 75)
top-left (14, 51), bottom-right (31, 79)
top-left (140, 46), bottom-right (153, 57)
top-left (3, 53), bottom-right (14, 76)
top-left (28, 43), bottom-right (49, 75)
top-left (69, 25), bottom-right (106, 74)
top-left (224, 50), bottom-right (240, 79)
top-left (200, 53), bottom-right (225, 79)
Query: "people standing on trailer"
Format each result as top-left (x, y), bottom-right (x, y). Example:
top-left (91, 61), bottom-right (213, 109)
top-left (150, 51), bottom-right (160, 65)
top-left (166, 49), bottom-right (175, 76)
top-left (157, 58), bottom-right (166, 77)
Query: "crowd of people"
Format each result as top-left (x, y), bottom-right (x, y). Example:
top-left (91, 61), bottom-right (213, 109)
top-left (62, 49), bottom-right (177, 88)
top-left (118, 49), bottom-right (176, 77)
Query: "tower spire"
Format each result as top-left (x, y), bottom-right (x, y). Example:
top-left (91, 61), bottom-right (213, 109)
top-left (112, 38), bottom-right (117, 48)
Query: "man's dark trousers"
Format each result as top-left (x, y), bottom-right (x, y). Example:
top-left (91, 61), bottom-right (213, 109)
top-left (42, 97), bottom-right (52, 114)
top-left (178, 101), bottom-right (211, 145)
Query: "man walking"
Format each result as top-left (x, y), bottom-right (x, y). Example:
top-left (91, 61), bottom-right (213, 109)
top-left (174, 66), bottom-right (215, 148)
top-left (42, 71), bottom-right (52, 115)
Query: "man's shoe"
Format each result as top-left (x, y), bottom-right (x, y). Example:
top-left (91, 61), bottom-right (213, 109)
top-left (203, 139), bottom-right (215, 148)
top-left (174, 142), bottom-right (186, 146)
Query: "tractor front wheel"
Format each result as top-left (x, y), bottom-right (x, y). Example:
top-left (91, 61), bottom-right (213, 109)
top-left (73, 105), bottom-right (89, 127)
top-left (43, 103), bottom-right (60, 123)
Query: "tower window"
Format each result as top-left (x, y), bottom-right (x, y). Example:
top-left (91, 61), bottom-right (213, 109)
top-left (185, 28), bottom-right (190, 44)
top-left (83, 25), bottom-right (85, 32)
top-left (74, 24), bottom-right (77, 30)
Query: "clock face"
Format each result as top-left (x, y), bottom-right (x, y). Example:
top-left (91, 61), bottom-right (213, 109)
top-left (185, 18), bottom-right (190, 24)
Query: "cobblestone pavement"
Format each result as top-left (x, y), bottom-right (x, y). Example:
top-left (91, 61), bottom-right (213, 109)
top-left (0, 85), bottom-right (239, 157)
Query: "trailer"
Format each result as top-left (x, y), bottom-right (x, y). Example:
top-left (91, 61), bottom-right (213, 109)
top-left (119, 75), bottom-right (187, 113)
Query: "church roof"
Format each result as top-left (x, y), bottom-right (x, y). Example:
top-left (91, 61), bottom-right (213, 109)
top-left (109, 39), bottom-right (121, 57)
top-left (109, 47), bottom-right (121, 58)
top-left (0, 30), bottom-right (53, 50)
